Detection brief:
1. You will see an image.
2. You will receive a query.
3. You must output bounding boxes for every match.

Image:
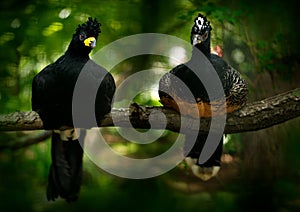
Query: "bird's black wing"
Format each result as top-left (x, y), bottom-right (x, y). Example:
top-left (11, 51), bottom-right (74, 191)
top-left (31, 55), bottom-right (75, 129)
top-left (45, 60), bottom-right (115, 202)
top-left (210, 54), bottom-right (248, 108)
top-left (95, 70), bottom-right (116, 125)
top-left (31, 60), bottom-right (82, 202)
top-left (71, 60), bottom-right (116, 127)
top-left (32, 63), bottom-right (62, 129)
top-left (159, 62), bottom-right (212, 118)
top-left (159, 64), bottom-right (208, 103)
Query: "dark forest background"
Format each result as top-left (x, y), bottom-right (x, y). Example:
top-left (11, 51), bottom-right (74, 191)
top-left (0, 0), bottom-right (299, 211)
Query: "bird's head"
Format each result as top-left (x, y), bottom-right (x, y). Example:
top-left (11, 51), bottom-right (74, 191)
top-left (190, 14), bottom-right (212, 46)
top-left (73, 17), bottom-right (101, 49)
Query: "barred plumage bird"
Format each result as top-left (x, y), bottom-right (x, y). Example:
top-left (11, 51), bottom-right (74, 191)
top-left (159, 14), bottom-right (248, 180)
top-left (32, 18), bottom-right (116, 201)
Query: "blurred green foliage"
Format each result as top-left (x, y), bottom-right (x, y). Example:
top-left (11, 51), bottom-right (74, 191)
top-left (0, 0), bottom-right (300, 211)
top-left (0, 0), bottom-right (299, 112)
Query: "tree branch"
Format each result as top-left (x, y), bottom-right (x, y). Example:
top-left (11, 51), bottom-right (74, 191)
top-left (0, 88), bottom-right (299, 133)
top-left (0, 131), bottom-right (52, 150)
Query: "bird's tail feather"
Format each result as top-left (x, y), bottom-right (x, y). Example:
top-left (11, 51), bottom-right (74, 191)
top-left (47, 129), bottom-right (84, 202)
top-left (184, 133), bottom-right (223, 181)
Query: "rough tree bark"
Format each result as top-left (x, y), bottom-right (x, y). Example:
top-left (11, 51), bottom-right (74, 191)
top-left (0, 88), bottom-right (299, 133)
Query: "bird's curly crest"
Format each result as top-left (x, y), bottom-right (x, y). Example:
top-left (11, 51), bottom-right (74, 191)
top-left (75, 17), bottom-right (101, 37)
top-left (192, 13), bottom-right (212, 34)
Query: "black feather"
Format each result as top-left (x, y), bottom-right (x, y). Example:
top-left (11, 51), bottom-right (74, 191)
top-left (159, 13), bottom-right (248, 179)
top-left (75, 17), bottom-right (101, 37)
top-left (32, 17), bottom-right (115, 201)
top-left (46, 131), bottom-right (84, 202)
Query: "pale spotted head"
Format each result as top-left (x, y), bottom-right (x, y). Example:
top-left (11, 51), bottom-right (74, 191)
top-left (191, 14), bottom-right (212, 46)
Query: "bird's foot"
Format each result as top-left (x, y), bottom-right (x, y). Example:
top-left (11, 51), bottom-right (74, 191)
top-left (54, 127), bottom-right (80, 141)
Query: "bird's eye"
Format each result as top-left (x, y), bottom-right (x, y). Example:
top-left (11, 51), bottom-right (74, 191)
top-left (79, 33), bottom-right (86, 41)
